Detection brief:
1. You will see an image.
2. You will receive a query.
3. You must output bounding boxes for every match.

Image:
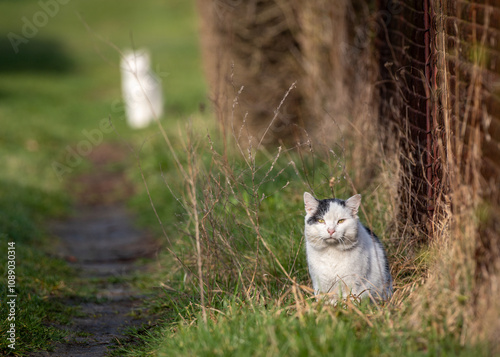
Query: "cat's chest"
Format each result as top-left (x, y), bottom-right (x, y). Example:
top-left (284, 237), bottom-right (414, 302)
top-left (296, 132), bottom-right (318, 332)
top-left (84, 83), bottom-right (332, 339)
top-left (306, 243), bottom-right (364, 274)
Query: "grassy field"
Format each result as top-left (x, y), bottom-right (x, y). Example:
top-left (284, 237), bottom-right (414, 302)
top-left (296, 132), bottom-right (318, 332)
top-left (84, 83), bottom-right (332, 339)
top-left (0, 0), bottom-right (204, 354)
top-left (0, 1), bottom-right (491, 356)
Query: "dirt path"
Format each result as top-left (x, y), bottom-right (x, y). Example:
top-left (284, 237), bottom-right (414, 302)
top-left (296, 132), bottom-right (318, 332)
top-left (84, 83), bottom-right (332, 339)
top-left (30, 144), bottom-right (158, 357)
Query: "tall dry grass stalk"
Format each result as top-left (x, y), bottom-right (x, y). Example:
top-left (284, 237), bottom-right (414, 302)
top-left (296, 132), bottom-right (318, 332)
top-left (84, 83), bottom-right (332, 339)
top-left (197, 82), bottom-right (315, 301)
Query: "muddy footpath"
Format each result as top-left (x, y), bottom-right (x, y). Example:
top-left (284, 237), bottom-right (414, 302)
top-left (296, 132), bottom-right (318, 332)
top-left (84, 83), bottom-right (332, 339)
top-left (30, 144), bottom-right (159, 357)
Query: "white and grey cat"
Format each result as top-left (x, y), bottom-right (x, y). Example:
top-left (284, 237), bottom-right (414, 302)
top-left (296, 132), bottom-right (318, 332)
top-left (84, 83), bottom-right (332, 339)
top-left (304, 192), bottom-right (393, 302)
top-left (120, 49), bottom-right (164, 129)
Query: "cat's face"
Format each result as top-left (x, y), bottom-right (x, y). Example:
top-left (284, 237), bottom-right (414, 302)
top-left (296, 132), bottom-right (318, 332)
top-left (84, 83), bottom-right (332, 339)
top-left (304, 192), bottom-right (361, 250)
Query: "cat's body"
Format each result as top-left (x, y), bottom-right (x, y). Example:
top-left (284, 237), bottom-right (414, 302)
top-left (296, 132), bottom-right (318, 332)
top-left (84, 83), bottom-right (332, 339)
top-left (304, 192), bottom-right (392, 302)
top-left (120, 49), bottom-right (163, 129)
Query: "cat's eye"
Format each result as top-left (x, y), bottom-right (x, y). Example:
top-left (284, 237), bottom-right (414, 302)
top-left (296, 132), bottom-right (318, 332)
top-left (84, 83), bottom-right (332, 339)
top-left (338, 219), bottom-right (345, 224)
top-left (317, 219), bottom-right (325, 223)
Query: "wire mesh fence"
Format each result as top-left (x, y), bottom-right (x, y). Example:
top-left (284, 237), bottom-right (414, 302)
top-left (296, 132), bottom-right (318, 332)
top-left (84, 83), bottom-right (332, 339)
top-left (378, 0), bottom-right (500, 242)
top-left (438, 0), bottom-right (500, 287)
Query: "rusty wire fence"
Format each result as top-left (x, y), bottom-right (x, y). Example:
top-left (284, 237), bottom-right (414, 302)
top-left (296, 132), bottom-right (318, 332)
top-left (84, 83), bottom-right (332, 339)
top-left (441, 0), bottom-right (500, 203)
top-left (377, 1), bottom-right (432, 233)
top-left (378, 0), bottom-right (500, 242)
top-left (438, 0), bottom-right (500, 287)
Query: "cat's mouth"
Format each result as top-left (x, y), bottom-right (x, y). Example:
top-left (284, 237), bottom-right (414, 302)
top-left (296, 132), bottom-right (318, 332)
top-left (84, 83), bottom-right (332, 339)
top-left (324, 237), bottom-right (338, 244)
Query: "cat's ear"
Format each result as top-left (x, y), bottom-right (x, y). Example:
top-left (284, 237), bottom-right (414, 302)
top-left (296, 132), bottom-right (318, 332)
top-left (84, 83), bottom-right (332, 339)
top-left (304, 192), bottom-right (319, 214)
top-left (345, 194), bottom-right (361, 216)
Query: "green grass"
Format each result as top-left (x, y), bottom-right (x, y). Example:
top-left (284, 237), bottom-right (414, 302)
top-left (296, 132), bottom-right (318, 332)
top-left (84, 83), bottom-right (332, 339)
top-left (114, 291), bottom-right (489, 357)
top-left (0, 188), bottom-right (73, 353)
top-left (0, 0), bottom-right (205, 355)
top-left (152, 303), bottom-right (486, 357)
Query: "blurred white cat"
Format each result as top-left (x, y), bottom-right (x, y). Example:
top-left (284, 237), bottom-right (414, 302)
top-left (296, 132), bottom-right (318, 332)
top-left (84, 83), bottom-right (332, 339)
top-left (120, 49), bottom-right (163, 129)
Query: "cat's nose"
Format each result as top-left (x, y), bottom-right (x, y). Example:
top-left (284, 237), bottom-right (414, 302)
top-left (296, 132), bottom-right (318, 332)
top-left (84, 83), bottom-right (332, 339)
top-left (327, 228), bottom-right (335, 235)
